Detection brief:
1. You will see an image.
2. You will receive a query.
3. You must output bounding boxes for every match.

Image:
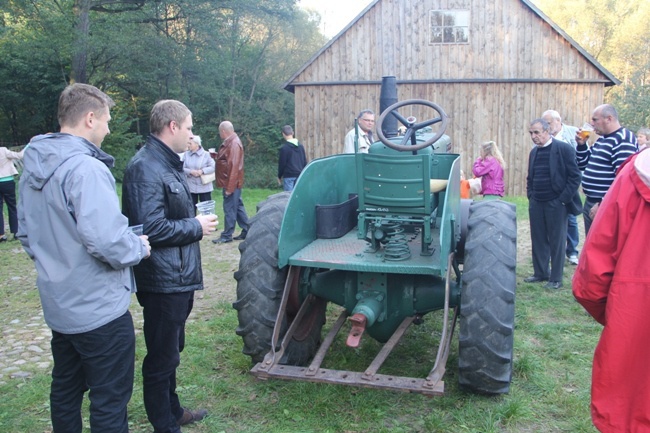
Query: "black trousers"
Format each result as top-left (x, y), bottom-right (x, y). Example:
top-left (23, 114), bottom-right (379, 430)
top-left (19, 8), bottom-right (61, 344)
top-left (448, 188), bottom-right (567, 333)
top-left (50, 311), bottom-right (135, 433)
top-left (582, 197), bottom-right (600, 236)
top-left (136, 291), bottom-right (194, 433)
top-left (191, 192), bottom-right (212, 207)
top-left (529, 197), bottom-right (568, 283)
top-left (0, 179), bottom-right (18, 235)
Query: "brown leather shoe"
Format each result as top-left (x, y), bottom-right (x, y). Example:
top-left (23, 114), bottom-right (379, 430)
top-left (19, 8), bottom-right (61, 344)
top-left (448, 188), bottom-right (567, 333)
top-left (177, 408), bottom-right (208, 426)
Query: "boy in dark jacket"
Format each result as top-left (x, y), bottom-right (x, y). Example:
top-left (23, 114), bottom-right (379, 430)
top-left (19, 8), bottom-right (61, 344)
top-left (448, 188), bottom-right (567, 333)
top-left (277, 125), bottom-right (307, 191)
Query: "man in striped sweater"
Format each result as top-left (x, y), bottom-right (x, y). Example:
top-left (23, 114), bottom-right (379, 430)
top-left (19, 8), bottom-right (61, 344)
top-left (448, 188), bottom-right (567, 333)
top-left (576, 104), bottom-right (637, 234)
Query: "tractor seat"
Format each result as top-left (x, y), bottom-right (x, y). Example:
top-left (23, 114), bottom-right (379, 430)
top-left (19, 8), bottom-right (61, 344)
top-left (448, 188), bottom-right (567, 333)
top-left (356, 153), bottom-right (436, 216)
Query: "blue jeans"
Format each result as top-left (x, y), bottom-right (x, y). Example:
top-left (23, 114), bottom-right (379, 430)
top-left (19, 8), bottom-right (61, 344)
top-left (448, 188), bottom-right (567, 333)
top-left (566, 213), bottom-right (579, 257)
top-left (221, 188), bottom-right (250, 240)
top-left (282, 177), bottom-right (297, 191)
top-left (137, 291), bottom-right (194, 433)
top-left (50, 311), bottom-right (135, 433)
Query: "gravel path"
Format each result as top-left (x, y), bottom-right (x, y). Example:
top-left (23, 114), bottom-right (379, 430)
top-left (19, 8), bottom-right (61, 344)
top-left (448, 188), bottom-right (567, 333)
top-left (0, 236), bottom-right (242, 385)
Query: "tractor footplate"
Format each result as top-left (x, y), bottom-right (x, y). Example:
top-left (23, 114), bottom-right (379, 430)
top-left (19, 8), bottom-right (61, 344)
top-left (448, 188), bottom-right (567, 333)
top-left (251, 362), bottom-right (445, 396)
top-left (251, 310), bottom-right (449, 396)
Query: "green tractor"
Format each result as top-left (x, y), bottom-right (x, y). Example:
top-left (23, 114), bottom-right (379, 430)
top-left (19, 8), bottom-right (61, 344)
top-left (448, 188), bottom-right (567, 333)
top-left (233, 78), bottom-right (517, 395)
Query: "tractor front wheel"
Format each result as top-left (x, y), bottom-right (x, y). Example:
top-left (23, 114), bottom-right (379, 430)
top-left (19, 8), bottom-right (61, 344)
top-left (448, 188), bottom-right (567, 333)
top-left (458, 200), bottom-right (517, 394)
top-left (233, 192), bottom-right (326, 365)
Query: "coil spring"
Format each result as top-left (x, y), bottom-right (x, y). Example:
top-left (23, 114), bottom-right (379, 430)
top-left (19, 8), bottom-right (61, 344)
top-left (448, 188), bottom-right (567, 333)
top-left (383, 223), bottom-right (411, 261)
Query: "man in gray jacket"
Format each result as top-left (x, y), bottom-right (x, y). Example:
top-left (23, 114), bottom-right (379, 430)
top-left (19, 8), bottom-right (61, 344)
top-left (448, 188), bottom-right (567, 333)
top-left (17, 83), bottom-right (151, 433)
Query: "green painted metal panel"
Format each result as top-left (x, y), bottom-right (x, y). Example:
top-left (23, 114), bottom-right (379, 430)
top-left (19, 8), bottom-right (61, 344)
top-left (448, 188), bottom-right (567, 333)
top-left (356, 153), bottom-right (432, 213)
top-left (278, 151), bottom-right (461, 279)
top-left (278, 154), bottom-right (358, 268)
top-left (437, 155), bottom-right (461, 273)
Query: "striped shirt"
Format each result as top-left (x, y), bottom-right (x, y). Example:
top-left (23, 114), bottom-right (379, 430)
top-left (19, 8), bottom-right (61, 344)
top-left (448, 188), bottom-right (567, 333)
top-left (576, 127), bottom-right (637, 200)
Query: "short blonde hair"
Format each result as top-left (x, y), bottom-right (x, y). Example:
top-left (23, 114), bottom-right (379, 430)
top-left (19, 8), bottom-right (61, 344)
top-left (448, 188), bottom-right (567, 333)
top-left (150, 100), bottom-right (191, 135)
top-left (58, 83), bottom-right (115, 128)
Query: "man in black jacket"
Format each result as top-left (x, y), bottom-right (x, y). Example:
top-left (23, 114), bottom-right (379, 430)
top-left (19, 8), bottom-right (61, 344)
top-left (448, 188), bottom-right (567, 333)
top-left (122, 100), bottom-right (217, 433)
top-left (525, 118), bottom-right (581, 289)
top-left (277, 125), bottom-right (307, 191)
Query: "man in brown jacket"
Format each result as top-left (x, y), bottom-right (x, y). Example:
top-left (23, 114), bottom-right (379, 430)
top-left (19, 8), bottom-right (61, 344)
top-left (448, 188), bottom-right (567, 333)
top-left (212, 121), bottom-right (250, 244)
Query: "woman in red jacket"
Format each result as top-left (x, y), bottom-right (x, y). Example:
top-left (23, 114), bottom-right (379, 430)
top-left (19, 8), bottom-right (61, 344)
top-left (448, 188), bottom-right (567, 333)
top-left (572, 149), bottom-right (650, 433)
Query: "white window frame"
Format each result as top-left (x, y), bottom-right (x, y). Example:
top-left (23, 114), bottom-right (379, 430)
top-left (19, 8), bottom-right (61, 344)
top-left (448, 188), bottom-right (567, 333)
top-left (429, 10), bottom-right (470, 45)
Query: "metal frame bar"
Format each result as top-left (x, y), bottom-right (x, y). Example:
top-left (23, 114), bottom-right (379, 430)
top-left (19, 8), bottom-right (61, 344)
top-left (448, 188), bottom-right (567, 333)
top-left (251, 254), bottom-right (458, 396)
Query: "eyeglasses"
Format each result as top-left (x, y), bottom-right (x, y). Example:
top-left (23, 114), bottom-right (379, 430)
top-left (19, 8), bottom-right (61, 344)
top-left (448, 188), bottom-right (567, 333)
top-left (360, 118), bottom-right (375, 122)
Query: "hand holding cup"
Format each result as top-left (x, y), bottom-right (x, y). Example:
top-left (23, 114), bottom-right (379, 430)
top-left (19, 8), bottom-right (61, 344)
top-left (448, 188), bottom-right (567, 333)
top-left (128, 225), bottom-right (151, 258)
top-left (577, 123), bottom-right (594, 145)
top-left (196, 214), bottom-right (218, 235)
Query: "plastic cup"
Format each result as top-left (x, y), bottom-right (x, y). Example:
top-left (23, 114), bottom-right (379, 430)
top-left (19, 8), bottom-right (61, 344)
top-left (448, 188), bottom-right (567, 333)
top-left (196, 200), bottom-right (216, 215)
top-left (579, 123), bottom-right (594, 141)
top-left (129, 224), bottom-right (143, 236)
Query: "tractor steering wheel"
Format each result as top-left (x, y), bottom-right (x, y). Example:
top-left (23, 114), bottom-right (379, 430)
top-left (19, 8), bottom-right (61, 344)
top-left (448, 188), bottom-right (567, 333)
top-left (376, 99), bottom-right (449, 152)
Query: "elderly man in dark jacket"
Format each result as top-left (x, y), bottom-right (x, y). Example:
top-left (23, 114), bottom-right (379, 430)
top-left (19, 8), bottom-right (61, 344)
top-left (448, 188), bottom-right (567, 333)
top-left (525, 118), bottom-right (581, 289)
top-left (122, 100), bottom-right (217, 433)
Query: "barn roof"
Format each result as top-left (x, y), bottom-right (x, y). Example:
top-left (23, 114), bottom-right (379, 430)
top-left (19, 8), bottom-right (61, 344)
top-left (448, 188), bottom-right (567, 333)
top-left (283, 0), bottom-right (619, 92)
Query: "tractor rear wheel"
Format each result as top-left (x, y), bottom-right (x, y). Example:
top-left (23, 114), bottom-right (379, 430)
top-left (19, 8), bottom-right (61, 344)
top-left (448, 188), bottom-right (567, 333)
top-left (233, 192), bottom-right (326, 365)
top-left (458, 200), bottom-right (516, 394)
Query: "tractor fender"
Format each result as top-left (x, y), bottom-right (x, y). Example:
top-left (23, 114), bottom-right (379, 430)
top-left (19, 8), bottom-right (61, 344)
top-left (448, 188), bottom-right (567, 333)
top-left (455, 198), bottom-right (473, 262)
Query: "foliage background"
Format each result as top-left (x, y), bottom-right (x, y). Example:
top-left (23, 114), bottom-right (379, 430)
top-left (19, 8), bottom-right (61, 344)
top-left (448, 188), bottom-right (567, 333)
top-left (531, 0), bottom-right (650, 129)
top-left (1, 0), bottom-right (649, 186)
top-left (0, 0), bottom-right (326, 185)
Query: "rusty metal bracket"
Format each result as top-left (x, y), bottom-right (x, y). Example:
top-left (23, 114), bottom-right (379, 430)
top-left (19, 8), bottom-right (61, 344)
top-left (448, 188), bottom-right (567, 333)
top-left (424, 253), bottom-right (458, 388)
top-left (258, 266), bottom-right (316, 371)
top-left (251, 254), bottom-right (459, 396)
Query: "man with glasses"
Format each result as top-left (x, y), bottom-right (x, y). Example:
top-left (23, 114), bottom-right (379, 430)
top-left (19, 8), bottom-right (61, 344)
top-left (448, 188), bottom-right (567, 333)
top-left (344, 109), bottom-right (375, 153)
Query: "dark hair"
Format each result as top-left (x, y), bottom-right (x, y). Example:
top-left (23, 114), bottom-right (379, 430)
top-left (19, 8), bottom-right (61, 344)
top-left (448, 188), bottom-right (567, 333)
top-left (357, 109), bottom-right (374, 119)
top-left (281, 125), bottom-right (294, 136)
top-left (530, 118), bottom-right (550, 132)
top-left (58, 83), bottom-right (115, 128)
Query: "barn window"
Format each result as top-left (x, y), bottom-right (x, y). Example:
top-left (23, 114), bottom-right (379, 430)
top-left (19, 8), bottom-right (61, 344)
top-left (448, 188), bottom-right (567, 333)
top-left (429, 10), bottom-right (469, 44)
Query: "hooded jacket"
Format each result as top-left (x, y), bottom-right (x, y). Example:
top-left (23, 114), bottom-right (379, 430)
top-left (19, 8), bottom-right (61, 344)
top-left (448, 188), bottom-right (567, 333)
top-left (277, 138), bottom-right (307, 179)
top-left (122, 135), bottom-right (204, 293)
top-left (572, 150), bottom-right (650, 433)
top-left (17, 133), bottom-right (147, 334)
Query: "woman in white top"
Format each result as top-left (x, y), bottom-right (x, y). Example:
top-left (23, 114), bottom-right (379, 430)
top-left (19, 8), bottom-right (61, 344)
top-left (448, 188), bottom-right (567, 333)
top-left (0, 146), bottom-right (24, 241)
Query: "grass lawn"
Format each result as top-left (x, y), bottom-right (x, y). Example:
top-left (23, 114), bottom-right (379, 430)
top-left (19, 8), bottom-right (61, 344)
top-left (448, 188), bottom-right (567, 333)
top-left (0, 192), bottom-right (601, 432)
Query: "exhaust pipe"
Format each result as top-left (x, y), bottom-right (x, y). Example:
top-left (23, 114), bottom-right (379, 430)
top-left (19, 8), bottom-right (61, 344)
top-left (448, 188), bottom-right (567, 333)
top-left (380, 75), bottom-right (398, 138)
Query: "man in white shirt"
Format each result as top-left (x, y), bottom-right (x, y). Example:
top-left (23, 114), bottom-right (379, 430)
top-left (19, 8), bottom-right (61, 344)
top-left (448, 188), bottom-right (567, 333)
top-left (343, 109), bottom-right (375, 153)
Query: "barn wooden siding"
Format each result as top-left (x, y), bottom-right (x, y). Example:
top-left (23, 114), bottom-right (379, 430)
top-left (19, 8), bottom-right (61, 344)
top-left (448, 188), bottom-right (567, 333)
top-left (287, 0), bottom-right (614, 196)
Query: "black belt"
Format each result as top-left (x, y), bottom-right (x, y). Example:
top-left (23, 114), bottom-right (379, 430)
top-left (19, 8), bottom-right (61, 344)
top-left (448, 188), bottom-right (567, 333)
top-left (585, 197), bottom-right (602, 204)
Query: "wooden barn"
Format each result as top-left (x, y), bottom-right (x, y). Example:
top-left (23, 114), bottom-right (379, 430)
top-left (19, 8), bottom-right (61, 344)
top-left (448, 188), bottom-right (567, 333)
top-left (283, 0), bottom-right (618, 196)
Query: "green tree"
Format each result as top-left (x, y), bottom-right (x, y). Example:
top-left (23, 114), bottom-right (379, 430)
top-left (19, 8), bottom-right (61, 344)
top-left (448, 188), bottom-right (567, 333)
top-left (533, 0), bottom-right (650, 129)
top-left (0, 0), bottom-right (326, 186)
